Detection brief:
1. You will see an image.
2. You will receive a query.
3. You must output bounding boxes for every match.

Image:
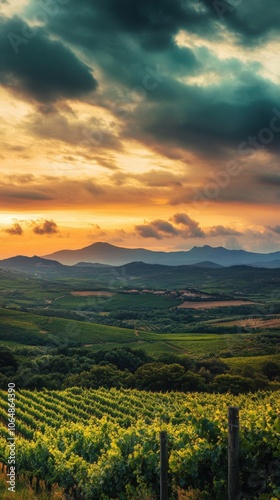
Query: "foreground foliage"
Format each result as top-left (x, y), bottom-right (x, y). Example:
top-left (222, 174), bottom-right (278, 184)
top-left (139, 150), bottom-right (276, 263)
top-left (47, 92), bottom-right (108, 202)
top-left (0, 389), bottom-right (279, 499)
top-left (1, 343), bottom-right (280, 394)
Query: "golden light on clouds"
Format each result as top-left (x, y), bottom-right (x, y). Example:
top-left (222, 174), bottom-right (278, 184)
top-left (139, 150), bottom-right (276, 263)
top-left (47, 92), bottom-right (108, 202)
top-left (175, 29), bottom-right (280, 85)
top-left (0, 0), bottom-right (28, 17)
top-left (0, 0), bottom-right (280, 257)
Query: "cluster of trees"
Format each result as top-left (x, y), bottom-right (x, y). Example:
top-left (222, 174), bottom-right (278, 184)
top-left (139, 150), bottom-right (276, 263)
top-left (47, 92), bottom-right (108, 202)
top-left (18, 303), bottom-right (280, 336)
top-left (0, 345), bottom-right (279, 394)
top-left (92, 308), bottom-right (198, 332)
top-left (24, 306), bottom-right (198, 333)
top-left (95, 305), bottom-right (278, 333)
top-left (256, 331), bottom-right (280, 349)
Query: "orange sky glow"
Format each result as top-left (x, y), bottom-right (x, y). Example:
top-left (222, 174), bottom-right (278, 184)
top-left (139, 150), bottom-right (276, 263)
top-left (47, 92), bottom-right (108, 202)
top-left (1, 1), bottom-right (280, 258)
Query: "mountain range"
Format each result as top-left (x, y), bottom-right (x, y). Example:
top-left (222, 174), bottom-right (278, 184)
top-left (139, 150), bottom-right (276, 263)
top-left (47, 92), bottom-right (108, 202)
top-left (0, 244), bottom-right (280, 275)
top-left (44, 242), bottom-right (280, 267)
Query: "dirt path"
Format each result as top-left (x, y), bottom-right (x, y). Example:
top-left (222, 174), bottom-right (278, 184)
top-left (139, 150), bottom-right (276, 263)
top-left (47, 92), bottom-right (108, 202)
top-left (53, 295), bottom-right (66, 301)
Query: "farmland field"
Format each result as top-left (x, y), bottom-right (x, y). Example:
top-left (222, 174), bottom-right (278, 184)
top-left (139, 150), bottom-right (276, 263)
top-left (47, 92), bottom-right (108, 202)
top-left (178, 300), bottom-right (258, 309)
top-left (0, 264), bottom-right (280, 498)
top-left (225, 354), bottom-right (280, 371)
top-left (71, 291), bottom-right (115, 296)
top-left (0, 388), bottom-right (279, 499)
top-left (1, 307), bottom-right (279, 360)
top-left (215, 315), bottom-right (280, 329)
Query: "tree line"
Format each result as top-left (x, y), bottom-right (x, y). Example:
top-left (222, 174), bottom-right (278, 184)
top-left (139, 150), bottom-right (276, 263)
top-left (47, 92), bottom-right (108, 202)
top-left (0, 345), bottom-right (279, 394)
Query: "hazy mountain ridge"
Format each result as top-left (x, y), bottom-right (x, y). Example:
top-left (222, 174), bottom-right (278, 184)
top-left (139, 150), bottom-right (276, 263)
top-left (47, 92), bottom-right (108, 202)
top-left (44, 242), bottom-right (280, 267)
top-left (0, 255), bottom-right (64, 270)
top-left (1, 244), bottom-right (280, 278)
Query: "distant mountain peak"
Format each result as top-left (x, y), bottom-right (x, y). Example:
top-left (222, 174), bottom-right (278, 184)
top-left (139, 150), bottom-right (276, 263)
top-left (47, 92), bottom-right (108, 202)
top-left (43, 242), bottom-right (280, 267)
top-left (87, 241), bottom-right (114, 248)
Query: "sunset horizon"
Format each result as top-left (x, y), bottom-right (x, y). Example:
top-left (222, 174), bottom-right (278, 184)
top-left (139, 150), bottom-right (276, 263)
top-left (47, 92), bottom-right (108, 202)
top-left (1, 1), bottom-right (280, 257)
top-left (2, 239), bottom-right (280, 262)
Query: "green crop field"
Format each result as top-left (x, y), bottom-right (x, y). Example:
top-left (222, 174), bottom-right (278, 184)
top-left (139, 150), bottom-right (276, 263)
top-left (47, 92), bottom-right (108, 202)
top-left (0, 308), bottom-right (147, 347)
top-left (225, 354), bottom-right (280, 372)
top-left (1, 305), bottom-right (280, 363)
top-left (52, 292), bottom-right (181, 310)
top-left (0, 388), bottom-right (279, 499)
top-left (159, 334), bottom-right (266, 357)
top-left (1, 308), bottom-right (279, 360)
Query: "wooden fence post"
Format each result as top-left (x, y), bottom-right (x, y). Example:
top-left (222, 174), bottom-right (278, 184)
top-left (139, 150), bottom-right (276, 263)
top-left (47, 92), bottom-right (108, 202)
top-left (228, 406), bottom-right (240, 500)
top-left (160, 431), bottom-right (168, 500)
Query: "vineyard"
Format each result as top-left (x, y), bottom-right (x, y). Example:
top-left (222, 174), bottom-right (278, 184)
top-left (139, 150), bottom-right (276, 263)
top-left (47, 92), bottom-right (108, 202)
top-left (0, 388), bottom-right (279, 499)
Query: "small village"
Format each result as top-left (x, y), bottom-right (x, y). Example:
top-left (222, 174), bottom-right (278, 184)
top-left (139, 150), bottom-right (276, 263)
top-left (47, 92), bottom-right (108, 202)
top-left (121, 288), bottom-right (211, 299)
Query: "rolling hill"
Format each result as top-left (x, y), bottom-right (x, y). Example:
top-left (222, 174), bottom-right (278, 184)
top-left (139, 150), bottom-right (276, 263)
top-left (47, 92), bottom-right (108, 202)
top-left (0, 255), bottom-right (63, 271)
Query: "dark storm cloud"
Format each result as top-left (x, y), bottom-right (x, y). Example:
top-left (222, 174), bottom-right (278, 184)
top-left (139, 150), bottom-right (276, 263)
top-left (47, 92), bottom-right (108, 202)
top-left (3, 0), bottom-right (280, 173)
top-left (202, 0), bottom-right (280, 44)
top-left (0, 16), bottom-right (97, 102)
top-left (48, 0), bottom-right (280, 54)
top-left (40, 0), bottom-right (202, 101)
top-left (257, 174), bottom-right (280, 187)
top-left (39, 0), bottom-right (280, 160)
top-left (124, 74), bottom-right (280, 159)
top-left (46, 0), bottom-right (213, 52)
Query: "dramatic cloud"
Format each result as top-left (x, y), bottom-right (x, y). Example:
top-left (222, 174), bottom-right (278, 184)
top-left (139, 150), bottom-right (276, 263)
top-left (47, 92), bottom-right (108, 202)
top-left (1, 0), bottom-right (280, 255)
top-left (136, 224), bottom-right (164, 240)
top-left (152, 219), bottom-right (179, 235)
top-left (136, 213), bottom-right (205, 239)
top-left (0, 175), bottom-right (183, 210)
top-left (204, 0), bottom-right (280, 43)
top-left (208, 225), bottom-right (241, 237)
top-left (38, 0), bottom-right (280, 161)
top-left (257, 174), bottom-right (280, 187)
top-left (5, 223), bottom-right (23, 235)
top-left (32, 219), bottom-right (58, 235)
top-left (0, 17), bottom-right (97, 102)
top-left (136, 219), bottom-right (179, 240)
top-left (171, 213), bottom-right (205, 237)
top-left (46, 0), bottom-right (211, 53)
top-left (135, 214), bottom-right (254, 243)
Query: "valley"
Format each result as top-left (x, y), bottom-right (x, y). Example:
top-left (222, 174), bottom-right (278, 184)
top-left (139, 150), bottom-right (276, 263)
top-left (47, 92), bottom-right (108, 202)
top-left (0, 249), bottom-right (279, 499)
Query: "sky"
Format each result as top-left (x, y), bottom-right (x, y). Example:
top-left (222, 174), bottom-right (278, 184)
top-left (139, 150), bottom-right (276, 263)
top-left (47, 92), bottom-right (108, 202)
top-left (0, 0), bottom-right (280, 258)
